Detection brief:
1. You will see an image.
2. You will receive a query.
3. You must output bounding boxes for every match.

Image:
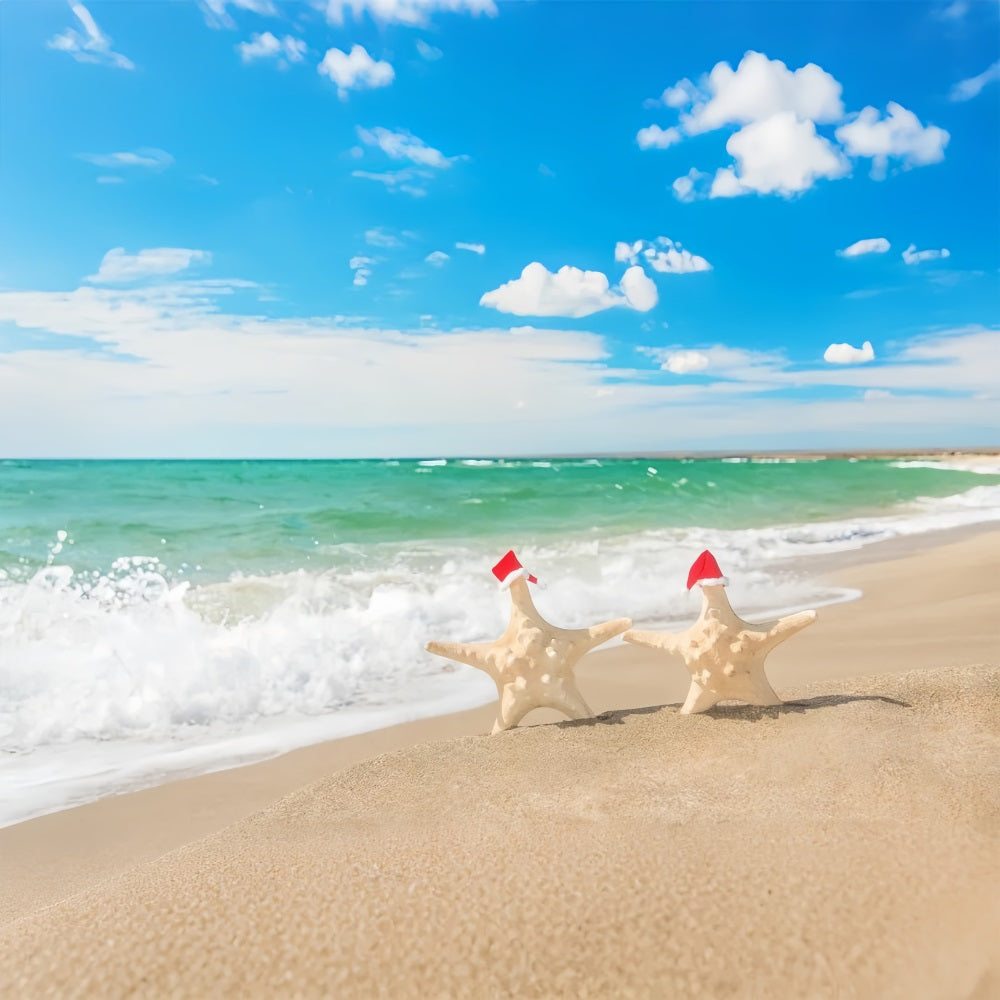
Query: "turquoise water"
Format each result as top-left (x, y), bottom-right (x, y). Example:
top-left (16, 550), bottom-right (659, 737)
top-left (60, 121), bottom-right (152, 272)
top-left (1, 455), bottom-right (998, 827)
top-left (2, 457), bottom-right (996, 583)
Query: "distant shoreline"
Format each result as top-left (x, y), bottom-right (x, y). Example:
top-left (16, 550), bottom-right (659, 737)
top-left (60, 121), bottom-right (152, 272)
top-left (4, 447), bottom-right (999, 463)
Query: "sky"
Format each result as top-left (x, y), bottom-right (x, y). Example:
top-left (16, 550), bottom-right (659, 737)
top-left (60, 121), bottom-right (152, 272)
top-left (0, 0), bottom-right (998, 458)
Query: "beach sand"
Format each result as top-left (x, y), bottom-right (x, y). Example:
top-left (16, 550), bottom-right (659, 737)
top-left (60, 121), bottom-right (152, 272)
top-left (1, 528), bottom-right (998, 998)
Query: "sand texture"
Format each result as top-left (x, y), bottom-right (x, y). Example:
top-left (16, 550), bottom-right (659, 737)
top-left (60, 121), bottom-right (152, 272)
top-left (2, 663), bottom-right (998, 999)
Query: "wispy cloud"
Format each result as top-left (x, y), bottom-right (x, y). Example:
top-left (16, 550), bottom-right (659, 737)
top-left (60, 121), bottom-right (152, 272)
top-left (47, 2), bottom-right (134, 70)
top-left (87, 248), bottom-right (212, 284)
top-left (425, 251), bottom-right (450, 266)
top-left (902, 244), bottom-right (950, 265)
top-left (355, 126), bottom-right (459, 168)
top-left (351, 168), bottom-right (432, 197)
top-left (323, 0), bottom-right (497, 27)
top-left (837, 237), bottom-right (891, 257)
top-left (455, 242), bottom-right (485, 255)
top-left (615, 237), bottom-right (712, 274)
top-left (200, 0), bottom-right (279, 30)
top-left (78, 148), bottom-right (174, 170)
top-left (237, 32), bottom-right (307, 66)
top-left (950, 60), bottom-right (1000, 102)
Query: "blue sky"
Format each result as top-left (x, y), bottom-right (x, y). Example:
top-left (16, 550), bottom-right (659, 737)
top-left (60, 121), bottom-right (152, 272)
top-left (0, 0), bottom-right (998, 457)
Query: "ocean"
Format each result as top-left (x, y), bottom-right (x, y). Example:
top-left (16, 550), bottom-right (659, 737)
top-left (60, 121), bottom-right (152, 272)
top-left (2, 455), bottom-right (999, 827)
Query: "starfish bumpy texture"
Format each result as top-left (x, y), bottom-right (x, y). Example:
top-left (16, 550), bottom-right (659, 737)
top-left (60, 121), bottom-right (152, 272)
top-left (427, 577), bottom-right (631, 733)
top-left (625, 582), bottom-right (817, 714)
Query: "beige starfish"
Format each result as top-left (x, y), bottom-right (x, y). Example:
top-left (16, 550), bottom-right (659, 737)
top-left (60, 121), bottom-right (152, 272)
top-left (427, 577), bottom-right (631, 733)
top-left (624, 583), bottom-right (817, 714)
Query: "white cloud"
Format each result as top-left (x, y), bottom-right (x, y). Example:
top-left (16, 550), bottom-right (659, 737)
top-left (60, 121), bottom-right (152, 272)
top-left (96, 176), bottom-right (124, 185)
top-left (355, 126), bottom-right (455, 168)
top-left (352, 168), bottom-right (431, 197)
top-left (323, 0), bottom-right (497, 27)
top-left (863, 389), bottom-right (892, 400)
top-left (835, 102), bottom-right (949, 178)
top-left (838, 237), bottom-right (891, 258)
top-left (365, 228), bottom-right (403, 248)
top-left (950, 61), bottom-right (1000, 102)
top-left (717, 112), bottom-right (849, 196)
top-left (47, 2), bottom-right (135, 69)
top-left (78, 148), bottom-right (174, 170)
top-left (455, 242), bottom-right (486, 255)
top-left (651, 52), bottom-right (946, 201)
top-left (318, 46), bottom-right (394, 97)
top-left (636, 125), bottom-right (682, 150)
top-left (824, 340), bottom-right (875, 364)
top-left (619, 266), bottom-right (658, 312)
top-left (672, 168), bottom-right (707, 203)
top-left (480, 262), bottom-right (656, 318)
top-left (200, 0), bottom-right (279, 29)
top-left (660, 349), bottom-right (710, 375)
top-left (902, 244), bottom-right (951, 265)
top-left (425, 250), bottom-right (450, 266)
top-left (349, 254), bottom-right (374, 286)
top-left (416, 39), bottom-right (443, 60)
top-left (616, 238), bottom-right (711, 274)
top-left (0, 273), bottom-right (995, 456)
top-left (677, 51), bottom-right (844, 135)
top-left (238, 32), bottom-right (307, 65)
top-left (87, 248), bottom-right (211, 284)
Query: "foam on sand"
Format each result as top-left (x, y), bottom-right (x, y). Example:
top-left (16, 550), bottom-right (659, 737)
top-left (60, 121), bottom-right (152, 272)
top-left (2, 664), bottom-right (997, 999)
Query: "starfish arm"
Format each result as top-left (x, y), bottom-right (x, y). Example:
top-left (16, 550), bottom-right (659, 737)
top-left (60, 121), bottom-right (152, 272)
top-left (761, 609), bottom-right (817, 650)
top-left (586, 617), bottom-right (632, 646)
top-left (495, 684), bottom-right (532, 731)
top-left (680, 681), bottom-right (720, 715)
top-left (426, 640), bottom-right (497, 677)
top-left (623, 628), bottom-right (679, 653)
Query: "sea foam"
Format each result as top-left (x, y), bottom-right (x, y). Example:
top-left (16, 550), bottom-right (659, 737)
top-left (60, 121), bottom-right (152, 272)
top-left (1, 478), bottom-right (999, 827)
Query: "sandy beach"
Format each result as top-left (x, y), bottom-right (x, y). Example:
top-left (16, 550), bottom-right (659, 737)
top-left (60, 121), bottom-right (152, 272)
top-left (1, 526), bottom-right (998, 998)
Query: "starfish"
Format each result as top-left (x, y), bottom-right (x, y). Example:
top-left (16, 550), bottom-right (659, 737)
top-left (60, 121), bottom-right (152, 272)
top-left (624, 582), bottom-right (817, 714)
top-left (427, 576), bottom-right (631, 733)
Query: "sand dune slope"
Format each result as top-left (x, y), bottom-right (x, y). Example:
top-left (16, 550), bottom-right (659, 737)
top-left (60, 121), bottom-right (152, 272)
top-left (2, 665), bottom-right (998, 999)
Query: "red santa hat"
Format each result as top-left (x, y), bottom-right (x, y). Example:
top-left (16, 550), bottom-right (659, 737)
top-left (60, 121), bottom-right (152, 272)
top-left (492, 549), bottom-right (538, 589)
top-left (686, 549), bottom-right (729, 590)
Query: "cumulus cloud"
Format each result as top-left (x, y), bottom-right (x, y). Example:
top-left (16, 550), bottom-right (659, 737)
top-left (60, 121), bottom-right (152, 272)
top-left (47, 2), bottom-right (135, 69)
top-left (318, 45), bottom-right (394, 97)
top-left (323, 0), bottom-right (497, 26)
top-left (674, 51), bottom-right (844, 135)
top-left (838, 237), bottom-right (891, 258)
top-left (355, 126), bottom-right (456, 168)
top-left (835, 102), bottom-right (949, 178)
top-left (636, 125), bottom-right (682, 150)
top-left (716, 111), bottom-right (848, 197)
top-left (659, 349), bottom-right (710, 375)
top-left (615, 238), bottom-right (711, 274)
top-left (480, 262), bottom-right (656, 318)
top-left (950, 61), bottom-right (1000, 102)
top-left (425, 250), bottom-right (450, 266)
top-left (87, 248), bottom-right (212, 284)
top-left (237, 32), bottom-right (307, 65)
top-left (78, 148), bottom-right (174, 170)
top-left (455, 242), bottom-right (486, 254)
top-left (824, 340), bottom-right (875, 364)
top-left (902, 244), bottom-right (951, 265)
top-left (650, 52), bottom-right (947, 201)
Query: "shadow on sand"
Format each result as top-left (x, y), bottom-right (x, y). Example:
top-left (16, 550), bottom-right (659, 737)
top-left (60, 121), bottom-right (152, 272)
top-left (557, 694), bottom-right (910, 729)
